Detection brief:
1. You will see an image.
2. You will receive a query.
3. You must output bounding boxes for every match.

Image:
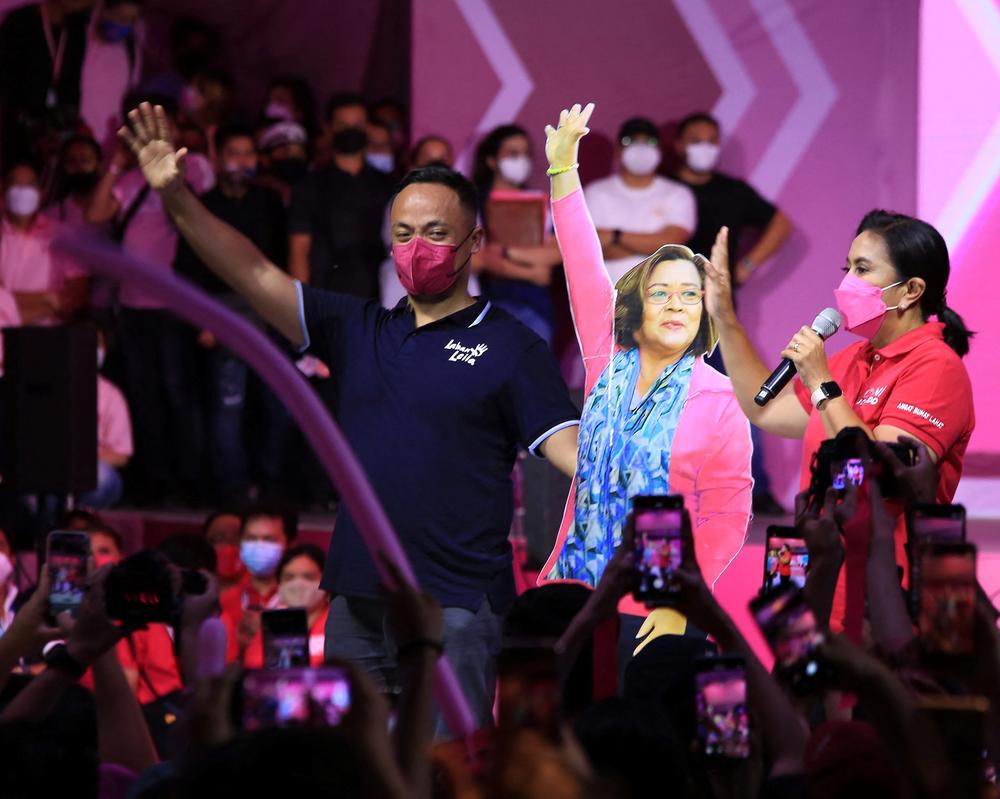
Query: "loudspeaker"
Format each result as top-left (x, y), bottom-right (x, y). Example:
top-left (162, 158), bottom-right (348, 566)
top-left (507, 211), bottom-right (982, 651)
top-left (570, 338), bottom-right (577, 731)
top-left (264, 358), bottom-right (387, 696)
top-left (1, 324), bottom-right (97, 494)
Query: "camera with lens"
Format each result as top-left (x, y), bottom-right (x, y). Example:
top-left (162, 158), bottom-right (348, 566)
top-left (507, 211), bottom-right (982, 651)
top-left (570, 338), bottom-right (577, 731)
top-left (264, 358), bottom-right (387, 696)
top-left (104, 550), bottom-right (207, 628)
top-left (807, 426), bottom-right (916, 508)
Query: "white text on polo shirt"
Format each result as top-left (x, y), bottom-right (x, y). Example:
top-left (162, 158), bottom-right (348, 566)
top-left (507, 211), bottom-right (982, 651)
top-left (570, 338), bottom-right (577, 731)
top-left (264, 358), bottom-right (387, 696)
top-left (856, 386), bottom-right (887, 406)
top-left (895, 402), bottom-right (945, 429)
top-left (445, 339), bottom-right (489, 366)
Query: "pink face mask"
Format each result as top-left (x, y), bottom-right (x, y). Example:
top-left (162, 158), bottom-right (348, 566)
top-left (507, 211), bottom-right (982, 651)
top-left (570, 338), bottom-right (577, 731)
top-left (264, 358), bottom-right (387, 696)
top-left (833, 272), bottom-right (904, 339)
top-left (392, 230), bottom-right (473, 297)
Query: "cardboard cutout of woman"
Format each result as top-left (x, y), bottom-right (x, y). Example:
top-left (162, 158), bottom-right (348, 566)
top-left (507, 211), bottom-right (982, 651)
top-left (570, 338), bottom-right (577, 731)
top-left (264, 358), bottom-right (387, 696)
top-left (540, 104), bottom-right (752, 645)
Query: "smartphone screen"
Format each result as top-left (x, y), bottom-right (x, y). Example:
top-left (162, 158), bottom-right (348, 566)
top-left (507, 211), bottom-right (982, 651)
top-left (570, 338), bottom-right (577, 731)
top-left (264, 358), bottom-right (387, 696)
top-left (633, 502), bottom-right (684, 603)
top-left (907, 505), bottom-right (967, 617)
top-left (497, 639), bottom-right (559, 741)
top-left (694, 657), bottom-right (750, 759)
top-left (46, 530), bottom-right (91, 617)
top-left (750, 585), bottom-right (826, 693)
top-left (918, 543), bottom-right (976, 657)
top-left (261, 608), bottom-right (309, 670)
top-left (763, 527), bottom-right (809, 594)
top-left (242, 667), bottom-right (351, 729)
top-left (909, 504), bottom-right (967, 545)
top-left (830, 457), bottom-right (864, 492)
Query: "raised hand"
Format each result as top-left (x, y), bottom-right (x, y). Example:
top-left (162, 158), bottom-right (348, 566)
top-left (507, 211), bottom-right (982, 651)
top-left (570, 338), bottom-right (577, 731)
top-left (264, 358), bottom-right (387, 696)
top-left (118, 102), bottom-right (187, 193)
top-left (703, 226), bottom-right (736, 324)
top-left (544, 102), bottom-right (595, 170)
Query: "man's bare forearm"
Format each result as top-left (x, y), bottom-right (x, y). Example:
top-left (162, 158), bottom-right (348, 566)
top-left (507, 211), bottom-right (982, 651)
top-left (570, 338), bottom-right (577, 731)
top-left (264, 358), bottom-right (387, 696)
top-left (161, 184), bottom-right (303, 346)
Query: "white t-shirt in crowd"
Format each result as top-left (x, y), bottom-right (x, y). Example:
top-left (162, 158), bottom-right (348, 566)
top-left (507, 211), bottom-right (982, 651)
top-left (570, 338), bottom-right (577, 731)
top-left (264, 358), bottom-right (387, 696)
top-left (112, 152), bottom-right (215, 309)
top-left (583, 174), bottom-right (696, 284)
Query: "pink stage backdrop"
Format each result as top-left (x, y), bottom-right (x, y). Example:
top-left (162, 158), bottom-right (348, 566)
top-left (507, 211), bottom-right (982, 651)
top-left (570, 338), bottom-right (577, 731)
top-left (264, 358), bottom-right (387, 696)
top-left (919, 0), bottom-right (1000, 462)
top-left (412, 0), bottom-right (919, 504)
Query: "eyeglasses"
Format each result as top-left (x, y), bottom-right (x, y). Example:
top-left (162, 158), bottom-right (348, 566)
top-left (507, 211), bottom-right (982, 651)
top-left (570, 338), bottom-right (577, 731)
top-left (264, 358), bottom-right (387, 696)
top-left (646, 288), bottom-right (704, 306)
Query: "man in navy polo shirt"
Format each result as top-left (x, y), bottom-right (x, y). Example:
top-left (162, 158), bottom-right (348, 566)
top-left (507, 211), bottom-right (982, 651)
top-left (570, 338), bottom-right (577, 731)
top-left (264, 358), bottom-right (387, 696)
top-left (120, 102), bottom-right (581, 729)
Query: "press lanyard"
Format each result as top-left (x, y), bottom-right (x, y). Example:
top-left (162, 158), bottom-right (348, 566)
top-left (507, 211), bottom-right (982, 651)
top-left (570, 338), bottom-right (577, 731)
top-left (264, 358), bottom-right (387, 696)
top-left (41, 3), bottom-right (68, 108)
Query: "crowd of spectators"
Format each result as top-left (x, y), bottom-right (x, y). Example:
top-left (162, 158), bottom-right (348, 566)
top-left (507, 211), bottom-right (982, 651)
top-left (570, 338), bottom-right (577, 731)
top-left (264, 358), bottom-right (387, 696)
top-left (0, 0), bottom-right (791, 514)
top-left (0, 5), bottom-right (996, 799)
top-left (0, 438), bottom-right (996, 798)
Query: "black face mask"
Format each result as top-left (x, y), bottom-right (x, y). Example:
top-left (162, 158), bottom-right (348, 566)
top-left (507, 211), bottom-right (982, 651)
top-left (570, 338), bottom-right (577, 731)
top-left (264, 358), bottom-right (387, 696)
top-left (270, 158), bottom-right (308, 184)
top-left (63, 171), bottom-right (100, 195)
top-left (332, 127), bottom-right (367, 155)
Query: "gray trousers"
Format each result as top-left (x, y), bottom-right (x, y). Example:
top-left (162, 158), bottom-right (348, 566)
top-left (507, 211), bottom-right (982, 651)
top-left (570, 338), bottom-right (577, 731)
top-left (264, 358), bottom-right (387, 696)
top-left (325, 594), bottom-right (504, 736)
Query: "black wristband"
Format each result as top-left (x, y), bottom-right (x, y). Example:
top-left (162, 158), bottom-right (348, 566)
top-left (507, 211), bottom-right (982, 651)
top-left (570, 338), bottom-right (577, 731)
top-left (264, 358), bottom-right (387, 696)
top-left (611, 229), bottom-right (622, 246)
top-left (397, 638), bottom-right (444, 659)
top-left (43, 643), bottom-right (86, 679)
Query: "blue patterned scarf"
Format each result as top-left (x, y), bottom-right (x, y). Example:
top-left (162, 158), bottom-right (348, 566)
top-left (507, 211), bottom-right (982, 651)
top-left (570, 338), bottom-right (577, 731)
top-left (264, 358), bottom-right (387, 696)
top-left (549, 349), bottom-right (694, 585)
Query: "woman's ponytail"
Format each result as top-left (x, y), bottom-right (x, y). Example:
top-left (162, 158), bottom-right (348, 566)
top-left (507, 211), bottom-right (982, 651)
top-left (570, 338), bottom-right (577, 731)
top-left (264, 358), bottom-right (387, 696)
top-left (938, 301), bottom-right (974, 358)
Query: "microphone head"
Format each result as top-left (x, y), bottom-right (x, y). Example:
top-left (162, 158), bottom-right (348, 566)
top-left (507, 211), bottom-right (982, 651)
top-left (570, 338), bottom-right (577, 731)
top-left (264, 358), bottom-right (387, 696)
top-left (811, 307), bottom-right (842, 339)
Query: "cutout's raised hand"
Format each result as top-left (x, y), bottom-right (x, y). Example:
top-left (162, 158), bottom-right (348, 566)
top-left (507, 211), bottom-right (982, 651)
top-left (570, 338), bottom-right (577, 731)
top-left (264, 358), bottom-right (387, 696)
top-left (544, 102), bottom-right (595, 171)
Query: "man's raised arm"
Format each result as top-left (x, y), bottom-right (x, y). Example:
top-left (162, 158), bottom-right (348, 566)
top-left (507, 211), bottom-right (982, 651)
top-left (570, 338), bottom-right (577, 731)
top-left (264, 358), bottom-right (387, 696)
top-left (120, 102), bottom-right (304, 347)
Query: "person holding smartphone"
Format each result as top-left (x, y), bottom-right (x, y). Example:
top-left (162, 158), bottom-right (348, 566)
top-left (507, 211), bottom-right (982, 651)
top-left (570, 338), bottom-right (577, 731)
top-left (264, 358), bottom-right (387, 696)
top-left (540, 104), bottom-right (751, 645)
top-left (701, 172), bottom-right (974, 637)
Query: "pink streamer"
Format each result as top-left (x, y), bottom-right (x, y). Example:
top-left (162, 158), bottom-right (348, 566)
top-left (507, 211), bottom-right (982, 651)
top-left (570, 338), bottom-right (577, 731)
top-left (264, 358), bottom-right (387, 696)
top-left (54, 232), bottom-right (476, 738)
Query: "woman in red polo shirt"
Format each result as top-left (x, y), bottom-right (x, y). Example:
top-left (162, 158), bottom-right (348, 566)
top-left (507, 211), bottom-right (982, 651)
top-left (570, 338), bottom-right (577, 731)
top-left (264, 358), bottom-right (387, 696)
top-left (702, 210), bottom-right (975, 632)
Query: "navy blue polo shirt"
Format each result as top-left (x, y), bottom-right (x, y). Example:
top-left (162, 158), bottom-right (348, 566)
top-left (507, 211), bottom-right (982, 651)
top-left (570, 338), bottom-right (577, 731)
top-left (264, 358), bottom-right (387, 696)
top-left (296, 283), bottom-right (579, 612)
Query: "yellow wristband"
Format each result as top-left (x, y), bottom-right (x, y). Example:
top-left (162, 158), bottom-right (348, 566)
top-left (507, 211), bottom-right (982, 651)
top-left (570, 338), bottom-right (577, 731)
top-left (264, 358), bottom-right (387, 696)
top-left (546, 163), bottom-right (579, 176)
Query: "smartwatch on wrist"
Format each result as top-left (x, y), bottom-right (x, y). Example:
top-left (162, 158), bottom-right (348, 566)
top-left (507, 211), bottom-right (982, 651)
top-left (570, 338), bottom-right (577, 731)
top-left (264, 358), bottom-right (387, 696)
top-left (43, 643), bottom-right (86, 679)
top-left (810, 380), bottom-right (843, 410)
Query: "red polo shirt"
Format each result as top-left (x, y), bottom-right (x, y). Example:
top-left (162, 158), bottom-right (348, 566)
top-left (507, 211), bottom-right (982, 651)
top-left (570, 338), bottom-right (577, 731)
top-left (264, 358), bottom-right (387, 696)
top-left (792, 322), bottom-right (974, 637)
top-left (220, 573), bottom-right (280, 663)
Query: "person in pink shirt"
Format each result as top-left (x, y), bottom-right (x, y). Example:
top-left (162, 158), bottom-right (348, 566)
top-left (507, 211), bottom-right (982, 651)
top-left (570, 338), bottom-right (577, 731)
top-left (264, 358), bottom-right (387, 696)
top-left (0, 161), bottom-right (89, 325)
top-left (540, 104), bottom-right (752, 657)
top-left (88, 92), bottom-right (214, 504)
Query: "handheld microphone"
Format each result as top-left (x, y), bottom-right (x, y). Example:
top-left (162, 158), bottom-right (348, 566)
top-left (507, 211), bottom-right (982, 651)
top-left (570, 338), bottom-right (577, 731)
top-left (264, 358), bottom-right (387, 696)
top-left (753, 308), bottom-right (841, 407)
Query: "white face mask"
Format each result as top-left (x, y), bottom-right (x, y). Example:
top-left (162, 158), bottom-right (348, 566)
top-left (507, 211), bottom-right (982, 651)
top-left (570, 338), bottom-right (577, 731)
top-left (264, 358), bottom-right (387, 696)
top-left (5, 185), bottom-right (40, 217)
top-left (497, 155), bottom-right (532, 186)
top-left (264, 101), bottom-right (294, 122)
top-left (365, 152), bottom-right (395, 173)
top-left (0, 552), bottom-right (12, 585)
top-left (685, 142), bottom-right (720, 173)
top-left (621, 142), bottom-right (662, 176)
top-left (279, 577), bottom-right (325, 611)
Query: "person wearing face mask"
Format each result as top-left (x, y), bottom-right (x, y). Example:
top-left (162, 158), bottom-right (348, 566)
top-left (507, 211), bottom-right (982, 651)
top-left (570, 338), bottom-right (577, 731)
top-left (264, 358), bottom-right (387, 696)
top-left (471, 123), bottom-right (565, 344)
top-left (219, 506), bottom-right (296, 664)
top-left (380, 134), bottom-right (465, 309)
top-left (703, 210), bottom-right (975, 637)
top-left (79, 0), bottom-right (144, 155)
top-left (238, 544), bottom-right (330, 668)
top-left (202, 508), bottom-right (246, 591)
top-left (261, 75), bottom-right (317, 136)
top-left (674, 112), bottom-right (791, 291)
top-left (365, 120), bottom-right (397, 176)
top-left (120, 101), bottom-right (581, 729)
top-left (287, 92), bottom-right (394, 300)
top-left (174, 124), bottom-right (288, 503)
top-left (674, 112), bottom-right (793, 516)
top-left (257, 121), bottom-right (310, 206)
top-left (584, 117), bottom-right (696, 285)
top-left (0, 161), bottom-right (89, 325)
